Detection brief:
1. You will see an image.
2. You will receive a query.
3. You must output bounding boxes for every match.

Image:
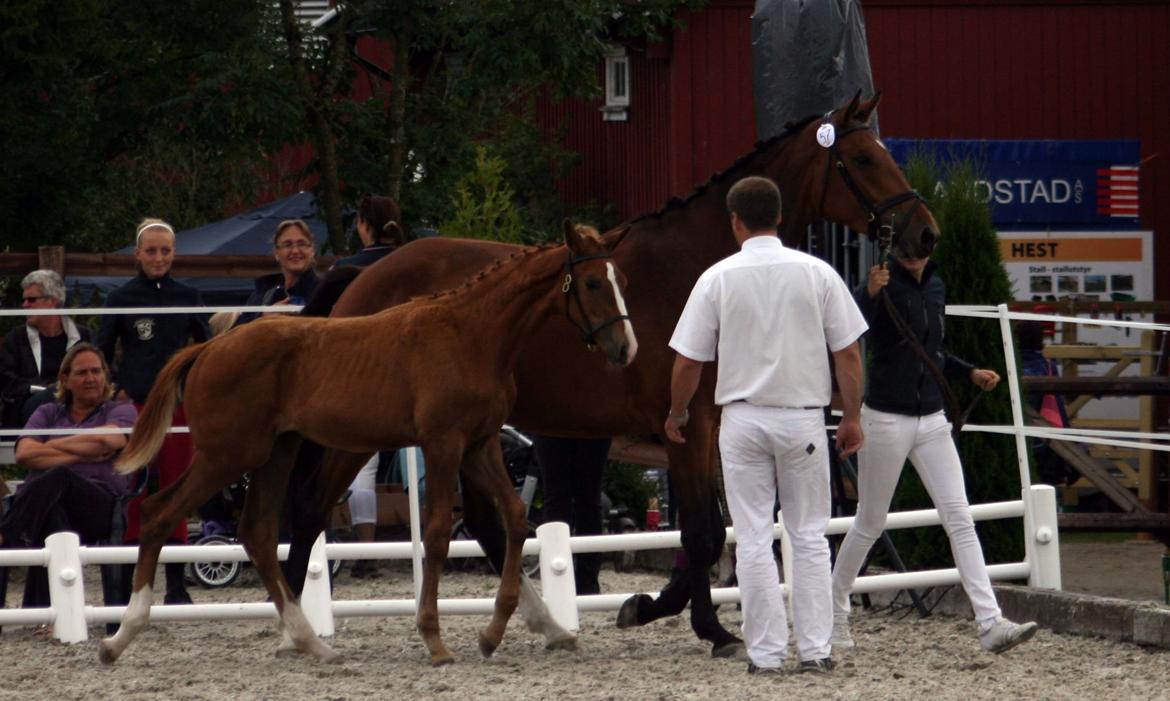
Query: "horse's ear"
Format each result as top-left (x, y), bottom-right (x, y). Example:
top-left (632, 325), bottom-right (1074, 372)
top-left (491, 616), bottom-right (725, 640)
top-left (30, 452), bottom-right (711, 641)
top-left (563, 218), bottom-right (582, 253)
top-left (840, 89), bottom-right (863, 123)
top-left (383, 221), bottom-right (405, 245)
top-left (853, 91), bottom-right (882, 124)
top-left (604, 224), bottom-right (631, 252)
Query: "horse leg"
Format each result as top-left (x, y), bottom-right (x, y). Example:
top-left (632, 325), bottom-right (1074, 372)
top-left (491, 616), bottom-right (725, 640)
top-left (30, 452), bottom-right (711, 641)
top-left (236, 433), bottom-right (340, 663)
top-left (616, 428), bottom-right (744, 658)
top-left (459, 435), bottom-right (534, 657)
top-left (99, 450), bottom-right (239, 664)
top-left (460, 472), bottom-right (576, 651)
top-left (283, 443), bottom-right (372, 597)
top-left (417, 437), bottom-right (463, 666)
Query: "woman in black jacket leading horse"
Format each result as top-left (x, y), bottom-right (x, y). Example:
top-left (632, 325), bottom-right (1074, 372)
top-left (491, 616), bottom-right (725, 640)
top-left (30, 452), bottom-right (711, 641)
top-left (829, 254), bottom-right (1038, 655)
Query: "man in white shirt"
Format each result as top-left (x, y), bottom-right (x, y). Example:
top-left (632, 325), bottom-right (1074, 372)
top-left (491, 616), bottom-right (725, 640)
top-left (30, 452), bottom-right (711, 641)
top-left (665, 176), bottom-right (867, 675)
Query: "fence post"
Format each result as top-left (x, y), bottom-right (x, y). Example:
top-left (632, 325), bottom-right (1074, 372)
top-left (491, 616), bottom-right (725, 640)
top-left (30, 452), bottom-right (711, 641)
top-left (777, 513), bottom-right (794, 618)
top-left (1025, 484), bottom-right (1062, 589)
top-left (46, 532), bottom-right (87, 643)
top-left (536, 521), bottom-right (579, 633)
top-left (301, 532), bottom-right (335, 636)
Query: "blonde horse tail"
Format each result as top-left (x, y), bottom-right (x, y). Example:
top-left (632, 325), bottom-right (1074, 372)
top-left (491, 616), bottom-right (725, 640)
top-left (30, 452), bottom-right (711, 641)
top-left (115, 342), bottom-right (208, 475)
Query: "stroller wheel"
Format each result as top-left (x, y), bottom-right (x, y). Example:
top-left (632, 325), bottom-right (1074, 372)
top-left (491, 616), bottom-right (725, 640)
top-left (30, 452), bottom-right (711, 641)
top-left (187, 534), bottom-right (241, 588)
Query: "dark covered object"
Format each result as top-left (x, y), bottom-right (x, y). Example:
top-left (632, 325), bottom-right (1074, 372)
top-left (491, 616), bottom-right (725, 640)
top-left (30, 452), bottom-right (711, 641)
top-left (751, 0), bottom-right (877, 140)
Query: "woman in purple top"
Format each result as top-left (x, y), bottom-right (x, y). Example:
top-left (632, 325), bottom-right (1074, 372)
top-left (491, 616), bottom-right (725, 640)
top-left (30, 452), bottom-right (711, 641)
top-left (0, 343), bottom-right (137, 609)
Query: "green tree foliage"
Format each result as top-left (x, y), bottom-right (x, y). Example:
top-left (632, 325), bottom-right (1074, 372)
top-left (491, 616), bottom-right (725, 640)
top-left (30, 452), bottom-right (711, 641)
top-left (440, 146), bottom-right (523, 243)
top-left (0, 0), bottom-right (303, 254)
top-left (884, 150), bottom-right (1026, 570)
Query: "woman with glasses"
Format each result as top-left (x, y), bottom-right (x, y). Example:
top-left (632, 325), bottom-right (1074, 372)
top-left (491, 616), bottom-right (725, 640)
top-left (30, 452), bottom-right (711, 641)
top-left (0, 269), bottom-right (90, 428)
top-left (95, 217), bottom-right (210, 606)
top-left (234, 219), bottom-right (320, 327)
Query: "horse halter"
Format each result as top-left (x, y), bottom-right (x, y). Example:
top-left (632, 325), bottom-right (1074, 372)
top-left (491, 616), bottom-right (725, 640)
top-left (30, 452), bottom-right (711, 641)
top-left (817, 112), bottom-right (926, 259)
top-left (562, 249), bottom-right (629, 351)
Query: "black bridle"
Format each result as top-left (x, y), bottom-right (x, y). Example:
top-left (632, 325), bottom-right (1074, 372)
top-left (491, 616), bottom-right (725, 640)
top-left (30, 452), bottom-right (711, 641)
top-left (562, 249), bottom-right (629, 350)
top-left (816, 111), bottom-right (925, 260)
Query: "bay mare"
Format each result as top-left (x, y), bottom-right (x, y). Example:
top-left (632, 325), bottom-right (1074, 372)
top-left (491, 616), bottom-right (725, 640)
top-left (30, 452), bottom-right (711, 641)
top-left (284, 92), bottom-right (940, 658)
top-left (98, 222), bottom-right (637, 666)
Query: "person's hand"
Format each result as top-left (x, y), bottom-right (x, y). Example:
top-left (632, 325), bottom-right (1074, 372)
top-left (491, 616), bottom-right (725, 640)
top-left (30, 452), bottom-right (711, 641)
top-left (664, 409), bottom-right (689, 444)
top-left (970, 368), bottom-right (1000, 391)
top-left (866, 263), bottom-right (890, 297)
top-left (835, 416), bottom-right (863, 458)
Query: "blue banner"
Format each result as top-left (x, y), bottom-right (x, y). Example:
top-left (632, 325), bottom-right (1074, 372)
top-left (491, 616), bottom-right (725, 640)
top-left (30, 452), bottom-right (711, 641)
top-left (882, 139), bottom-right (1141, 230)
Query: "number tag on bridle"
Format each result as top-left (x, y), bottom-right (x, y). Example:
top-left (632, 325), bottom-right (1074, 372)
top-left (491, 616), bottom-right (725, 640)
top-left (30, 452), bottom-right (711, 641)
top-left (562, 273), bottom-right (572, 293)
top-left (816, 123), bottom-right (836, 149)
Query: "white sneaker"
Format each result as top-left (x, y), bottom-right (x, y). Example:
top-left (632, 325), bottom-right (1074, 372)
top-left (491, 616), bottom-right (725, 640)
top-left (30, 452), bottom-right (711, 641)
top-left (831, 610), bottom-right (854, 650)
top-left (979, 618), bottom-right (1038, 653)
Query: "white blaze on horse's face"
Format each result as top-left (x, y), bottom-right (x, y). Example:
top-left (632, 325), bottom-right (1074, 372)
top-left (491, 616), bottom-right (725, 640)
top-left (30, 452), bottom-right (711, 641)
top-left (605, 261), bottom-right (638, 365)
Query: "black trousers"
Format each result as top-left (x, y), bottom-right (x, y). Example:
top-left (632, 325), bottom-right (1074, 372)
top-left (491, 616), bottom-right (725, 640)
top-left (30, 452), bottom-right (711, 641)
top-left (532, 436), bottom-right (610, 594)
top-left (0, 468), bottom-right (115, 607)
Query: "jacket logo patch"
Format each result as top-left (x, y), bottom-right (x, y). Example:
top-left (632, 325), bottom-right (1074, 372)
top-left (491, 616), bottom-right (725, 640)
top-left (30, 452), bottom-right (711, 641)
top-left (133, 318), bottom-right (155, 341)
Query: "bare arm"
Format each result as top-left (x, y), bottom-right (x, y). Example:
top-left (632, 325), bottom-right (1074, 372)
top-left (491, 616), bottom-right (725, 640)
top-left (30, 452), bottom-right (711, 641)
top-left (664, 354), bottom-right (705, 444)
top-left (831, 341), bottom-right (865, 457)
top-left (45, 426), bottom-right (127, 457)
top-left (14, 438), bottom-right (83, 470)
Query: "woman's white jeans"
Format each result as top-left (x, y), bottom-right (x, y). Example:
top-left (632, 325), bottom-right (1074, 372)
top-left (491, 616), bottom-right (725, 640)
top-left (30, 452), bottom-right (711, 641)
top-left (831, 407), bottom-right (1002, 628)
top-left (348, 454), bottom-right (379, 526)
top-left (720, 404), bottom-right (832, 666)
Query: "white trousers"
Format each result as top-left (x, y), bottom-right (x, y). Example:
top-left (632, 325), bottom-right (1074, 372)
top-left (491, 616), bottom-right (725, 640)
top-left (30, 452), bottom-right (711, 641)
top-left (348, 454), bottom-right (379, 526)
top-left (831, 407), bottom-right (1002, 628)
top-left (720, 403), bottom-right (832, 666)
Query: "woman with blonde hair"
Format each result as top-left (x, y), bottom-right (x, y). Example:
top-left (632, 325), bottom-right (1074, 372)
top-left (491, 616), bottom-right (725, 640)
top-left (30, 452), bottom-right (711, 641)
top-left (95, 217), bottom-right (209, 605)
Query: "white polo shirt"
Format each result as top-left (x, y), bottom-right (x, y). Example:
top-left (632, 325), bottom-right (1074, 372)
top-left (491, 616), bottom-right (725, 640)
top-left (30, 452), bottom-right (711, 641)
top-left (669, 235), bottom-right (867, 407)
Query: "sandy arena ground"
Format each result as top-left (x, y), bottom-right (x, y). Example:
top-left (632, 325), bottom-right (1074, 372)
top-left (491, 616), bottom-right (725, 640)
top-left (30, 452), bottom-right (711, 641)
top-left (2, 558), bottom-right (1170, 701)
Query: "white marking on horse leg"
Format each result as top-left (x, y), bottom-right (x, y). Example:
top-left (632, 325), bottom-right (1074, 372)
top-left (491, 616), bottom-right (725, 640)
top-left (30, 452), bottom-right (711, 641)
top-left (274, 581), bottom-right (340, 663)
top-left (99, 585), bottom-right (154, 663)
top-left (605, 261), bottom-right (638, 363)
top-left (518, 575), bottom-right (577, 650)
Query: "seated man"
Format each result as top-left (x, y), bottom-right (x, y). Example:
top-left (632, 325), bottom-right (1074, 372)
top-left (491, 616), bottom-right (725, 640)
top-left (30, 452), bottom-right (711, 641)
top-left (0, 269), bottom-right (90, 428)
top-left (0, 343), bottom-right (137, 615)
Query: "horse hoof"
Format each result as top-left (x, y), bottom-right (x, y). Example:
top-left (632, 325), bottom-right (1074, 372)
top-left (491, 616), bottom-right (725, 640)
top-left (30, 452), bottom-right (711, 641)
top-left (97, 641), bottom-right (119, 665)
top-left (478, 631), bottom-right (500, 658)
top-left (712, 641), bottom-right (746, 660)
top-left (616, 594), bottom-right (647, 629)
top-left (544, 632), bottom-right (578, 652)
top-left (430, 653), bottom-right (456, 667)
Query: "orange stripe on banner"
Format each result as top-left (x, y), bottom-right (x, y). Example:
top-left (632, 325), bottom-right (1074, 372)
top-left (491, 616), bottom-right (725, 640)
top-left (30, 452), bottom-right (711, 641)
top-left (999, 238), bottom-right (1143, 261)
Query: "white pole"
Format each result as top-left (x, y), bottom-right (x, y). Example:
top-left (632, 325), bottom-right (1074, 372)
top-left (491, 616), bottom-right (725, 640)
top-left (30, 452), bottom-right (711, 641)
top-left (404, 446), bottom-right (424, 607)
top-left (301, 532), bottom-right (335, 636)
top-left (777, 513), bottom-right (794, 620)
top-left (997, 303), bottom-right (1033, 490)
top-left (1025, 485), bottom-right (1062, 589)
top-left (536, 521), bottom-right (579, 632)
top-left (45, 532), bottom-right (87, 643)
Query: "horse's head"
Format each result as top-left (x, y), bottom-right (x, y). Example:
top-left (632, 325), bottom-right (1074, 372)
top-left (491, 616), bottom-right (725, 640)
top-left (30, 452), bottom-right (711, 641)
top-left (562, 220), bottom-right (638, 367)
top-left (813, 91), bottom-right (940, 260)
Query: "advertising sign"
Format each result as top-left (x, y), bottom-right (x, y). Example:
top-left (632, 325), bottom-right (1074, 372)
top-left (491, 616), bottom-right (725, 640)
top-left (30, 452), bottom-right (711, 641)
top-left (883, 139), bottom-right (1140, 230)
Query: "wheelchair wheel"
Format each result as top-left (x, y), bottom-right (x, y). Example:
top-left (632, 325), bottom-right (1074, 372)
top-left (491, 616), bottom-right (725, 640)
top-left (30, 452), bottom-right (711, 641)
top-left (186, 534), bottom-right (241, 588)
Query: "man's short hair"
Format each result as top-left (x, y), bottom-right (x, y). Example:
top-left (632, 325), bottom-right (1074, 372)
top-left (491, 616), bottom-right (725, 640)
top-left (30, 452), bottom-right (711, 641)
top-left (726, 176), bottom-right (782, 231)
top-left (21, 269), bottom-right (66, 305)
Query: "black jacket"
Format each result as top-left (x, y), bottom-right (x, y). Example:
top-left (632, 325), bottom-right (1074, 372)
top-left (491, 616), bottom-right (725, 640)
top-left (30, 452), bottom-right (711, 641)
top-left (94, 272), bottom-right (210, 404)
top-left (0, 321), bottom-right (91, 426)
top-left (234, 268), bottom-right (320, 326)
top-left (334, 243), bottom-right (398, 268)
top-left (855, 260), bottom-right (974, 417)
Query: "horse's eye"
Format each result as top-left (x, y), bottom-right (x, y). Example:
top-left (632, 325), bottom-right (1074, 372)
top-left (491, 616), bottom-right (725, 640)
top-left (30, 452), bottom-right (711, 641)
top-left (585, 278), bottom-right (602, 291)
top-left (853, 153), bottom-right (873, 166)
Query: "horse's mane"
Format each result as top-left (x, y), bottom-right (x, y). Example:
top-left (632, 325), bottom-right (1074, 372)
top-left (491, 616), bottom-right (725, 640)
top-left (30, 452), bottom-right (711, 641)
top-left (629, 114), bottom-right (822, 224)
top-left (412, 243), bottom-right (559, 304)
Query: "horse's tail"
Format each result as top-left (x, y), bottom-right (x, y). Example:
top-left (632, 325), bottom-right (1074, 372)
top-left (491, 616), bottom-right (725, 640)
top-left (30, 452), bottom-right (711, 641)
top-left (300, 265), bottom-right (364, 317)
top-left (115, 342), bottom-right (208, 474)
